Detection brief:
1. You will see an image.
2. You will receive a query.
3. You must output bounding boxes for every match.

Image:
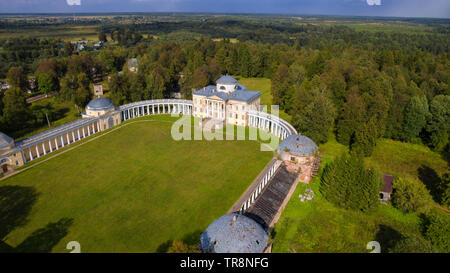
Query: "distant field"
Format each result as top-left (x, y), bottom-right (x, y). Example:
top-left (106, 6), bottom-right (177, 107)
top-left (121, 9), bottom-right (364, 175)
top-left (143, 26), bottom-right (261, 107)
top-left (0, 25), bottom-right (99, 41)
top-left (272, 132), bottom-right (448, 253)
top-left (0, 115), bottom-right (274, 252)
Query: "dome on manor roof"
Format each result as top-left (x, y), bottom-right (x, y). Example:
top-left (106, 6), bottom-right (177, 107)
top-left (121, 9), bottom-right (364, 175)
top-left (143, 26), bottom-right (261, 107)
top-left (200, 213), bottom-right (268, 253)
top-left (278, 134), bottom-right (318, 156)
top-left (86, 97), bottom-right (115, 111)
top-left (216, 75), bottom-right (238, 84)
top-left (0, 132), bottom-right (14, 150)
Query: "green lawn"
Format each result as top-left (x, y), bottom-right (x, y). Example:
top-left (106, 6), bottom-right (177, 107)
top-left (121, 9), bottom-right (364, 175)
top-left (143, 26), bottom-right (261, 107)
top-left (0, 115), bottom-right (274, 252)
top-left (272, 133), bottom-right (448, 253)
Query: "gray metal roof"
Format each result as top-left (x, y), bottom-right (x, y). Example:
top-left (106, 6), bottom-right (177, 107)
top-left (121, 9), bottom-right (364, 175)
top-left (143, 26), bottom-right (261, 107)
top-left (278, 134), bottom-right (318, 156)
top-left (193, 85), bottom-right (260, 103)
top-left (0, 132), bottom-right (14, 149)
top-left (200, 213), bottom-right (268, 253)
top-left (216, 75), bottom-right (238, 84)
top-left (86, 97), bottom-right (115, 111)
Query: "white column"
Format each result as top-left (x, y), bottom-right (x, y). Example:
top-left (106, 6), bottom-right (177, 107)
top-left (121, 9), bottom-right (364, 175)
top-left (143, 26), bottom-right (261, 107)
top-left (55, 138), bottom-right (59, 150)
top-left (96, 121), bottom-right (100, 132)
top-left (87, 125), bottom-right (91, 136)
top-left (61, 135), bottom-right (65, 147)
top-left (49, 140), bottom-right (53, 152)
top-left (77, 129), bottom-right (80, 140)
top-left (72, 131), bottom-right (75, 142)
top-left (42, 143), bottom-right (46, 155)
top-left (36, 145), bottom-right (40, 158)
top-left (29, 148), bottom-right (33, 160)
top-left (66, 133), bottom-right (70, 144)
top-left (82, 127), bottom-right (86, 138)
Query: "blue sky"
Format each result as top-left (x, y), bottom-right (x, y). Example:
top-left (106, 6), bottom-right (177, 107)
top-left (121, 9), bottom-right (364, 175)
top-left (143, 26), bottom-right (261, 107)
top-left (2, 0), bottom-right (449, 18)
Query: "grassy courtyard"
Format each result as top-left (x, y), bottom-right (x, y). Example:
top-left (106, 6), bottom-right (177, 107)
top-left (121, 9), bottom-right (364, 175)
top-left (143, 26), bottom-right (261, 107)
top-left (0, 115), bottom-right (274, 252)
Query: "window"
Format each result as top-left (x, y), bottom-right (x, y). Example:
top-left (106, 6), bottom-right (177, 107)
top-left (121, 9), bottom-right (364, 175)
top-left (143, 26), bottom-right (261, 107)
top-left (290, 157), bottom-right (296, 162)
top-left (242, 105), bottom-right (245, 111)
top-left (220, 86), bottom-right (226, 90)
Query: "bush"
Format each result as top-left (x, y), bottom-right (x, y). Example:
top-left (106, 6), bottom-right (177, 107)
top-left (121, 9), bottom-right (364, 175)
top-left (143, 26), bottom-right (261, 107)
top-left (423, 212), bottom-right (450, 252)
top-left (389, 235), bottom-right (436, 253)
top-left (391, 178), bottom-right (433, 213)
top-left (167, 240), bottom-right (201, 253)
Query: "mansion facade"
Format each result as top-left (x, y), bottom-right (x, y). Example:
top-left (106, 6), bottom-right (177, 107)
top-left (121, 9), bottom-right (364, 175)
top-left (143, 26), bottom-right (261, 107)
top-left (192, 76), bottom-right (261, 127)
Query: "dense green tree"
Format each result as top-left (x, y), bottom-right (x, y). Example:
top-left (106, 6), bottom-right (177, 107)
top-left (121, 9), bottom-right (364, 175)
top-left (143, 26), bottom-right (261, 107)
top-left (2, 87), bottom-right (29, 131)
top-left (291, 93), bottom-right (335, 144)
top-left (351, 117), bottom-right (378, 157)
top-left (391, 178), bottom-right (433, 213)
top-left (109, 73), bottom-right (130, 106)
top-left (37, 73), bottom-right (57, 94)
top-left (320, 152), bottom-right (380, 212)
top-left (400, 96), bottom-right (430, 142)
top-left (426, 95), bottom-right (450, 152)
top-left (7, 66), bottom-right (27, 90)
top-left (271, 64), bottom-right (292, 109)
top-left (336, 91), bottom-right (366, 146)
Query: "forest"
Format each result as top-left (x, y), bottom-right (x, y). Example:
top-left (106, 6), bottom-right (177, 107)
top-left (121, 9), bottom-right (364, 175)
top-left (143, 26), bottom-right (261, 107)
top-left (0, 13), bottom-right (448, 253)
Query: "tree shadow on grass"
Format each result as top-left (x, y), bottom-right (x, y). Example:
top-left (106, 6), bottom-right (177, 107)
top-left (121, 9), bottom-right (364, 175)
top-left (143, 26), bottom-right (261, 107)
top-left (0, 186), bottom-right (39, 240)
top-left (156, 240), bottom-right (173, 253)
top-left (15, 218), bottom-right (74, 253)
top-left (375, 225), bottom-right (403, 253)
top-left (418, 165), bottom-right (443, 204)
top-left (0, 185), bottom-right (74, 253)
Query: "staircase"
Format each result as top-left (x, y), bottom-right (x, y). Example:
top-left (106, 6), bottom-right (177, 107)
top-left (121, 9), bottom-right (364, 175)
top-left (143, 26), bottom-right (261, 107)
top-left (245, 164), bottom-right (297, 229)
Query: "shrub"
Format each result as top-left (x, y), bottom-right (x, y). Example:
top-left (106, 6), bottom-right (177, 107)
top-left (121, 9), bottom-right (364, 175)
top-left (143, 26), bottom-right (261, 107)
top-left (391, 178), bottom-right (433, 213)
top-left (167, 240), bottom-right (201, 253)
top-left (389, 235), bottom-right (436, 253)
top-left (423, 212), bottom-right (450, 252)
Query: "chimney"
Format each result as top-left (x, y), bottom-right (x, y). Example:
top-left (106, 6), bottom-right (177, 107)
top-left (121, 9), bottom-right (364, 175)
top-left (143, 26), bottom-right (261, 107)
top-left (233, 215), bottom-right (237, 222)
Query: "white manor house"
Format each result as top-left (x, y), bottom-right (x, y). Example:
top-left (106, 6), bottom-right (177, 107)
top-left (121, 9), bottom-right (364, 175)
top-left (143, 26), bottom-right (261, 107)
top-left (192, 76), bottom-right (261, 127)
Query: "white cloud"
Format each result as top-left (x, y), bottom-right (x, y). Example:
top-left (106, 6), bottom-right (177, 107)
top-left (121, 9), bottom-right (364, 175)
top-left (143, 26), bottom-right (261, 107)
top-left (366, 0), bottom-right (381, 5)
top-left (66, 0), bottom-right (81, 6)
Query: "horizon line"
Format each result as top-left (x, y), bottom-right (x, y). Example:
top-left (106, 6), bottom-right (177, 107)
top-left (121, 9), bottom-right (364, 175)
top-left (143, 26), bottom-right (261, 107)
top-left (0, 11), bottom-right (448, 20)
